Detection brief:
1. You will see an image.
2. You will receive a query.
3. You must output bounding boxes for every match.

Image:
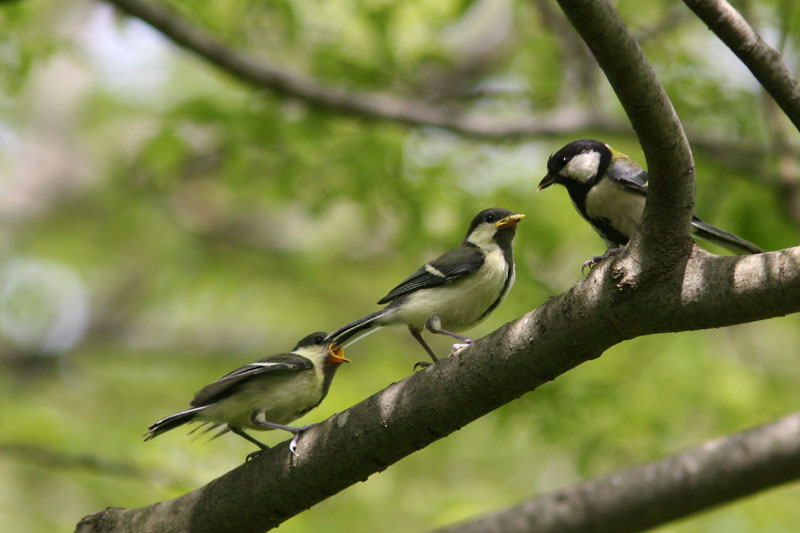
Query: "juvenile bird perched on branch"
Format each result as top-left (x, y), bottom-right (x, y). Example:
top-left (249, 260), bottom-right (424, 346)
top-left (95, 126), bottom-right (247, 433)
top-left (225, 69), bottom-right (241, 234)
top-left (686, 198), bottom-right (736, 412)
top-left (327, 207), bottom-right (525, 367)
top-left (538, 139), bottom-right (763, 270)
top-left (145, 332), bottom-right (349, 456)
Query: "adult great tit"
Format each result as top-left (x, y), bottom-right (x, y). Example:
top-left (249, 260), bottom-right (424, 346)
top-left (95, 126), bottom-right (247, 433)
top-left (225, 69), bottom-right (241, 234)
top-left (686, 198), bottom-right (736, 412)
top-left (326, 208), bottom-right (525, 366)
top-left (539, 139), bottom-right (763, 268)
top-left (144, 332), bottom-right (349, 456)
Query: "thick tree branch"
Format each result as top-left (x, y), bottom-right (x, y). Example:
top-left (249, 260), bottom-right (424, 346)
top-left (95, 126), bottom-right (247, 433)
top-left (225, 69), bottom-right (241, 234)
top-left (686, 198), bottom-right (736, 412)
top-left (435, 410), bottom-right (800, 533)
top-left (556, 0), bottom-right (695, 271)
top-left (683, 0), bottom-right (800, 132)
top-left (75, 247), bottom-right (800, 533)
top-left (102, 0), bottom-right (627, 139)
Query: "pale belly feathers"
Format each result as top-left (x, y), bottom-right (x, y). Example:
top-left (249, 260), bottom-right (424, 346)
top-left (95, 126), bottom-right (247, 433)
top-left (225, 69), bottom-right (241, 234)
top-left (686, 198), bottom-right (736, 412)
top-left (389, 245), bottom-right (512, 331)
top-left (196, 367), bottom-right (323, 430)
top-left (582, 177), bottom-right (645, 243)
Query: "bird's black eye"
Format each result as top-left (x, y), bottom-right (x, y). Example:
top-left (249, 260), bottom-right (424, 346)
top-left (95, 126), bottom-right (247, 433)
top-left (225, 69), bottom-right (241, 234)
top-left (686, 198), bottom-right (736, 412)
top-left (560, 156), bottom-right (569, 165)
top-left (314, 334), bottom-right (325, 344)
top-left (485, 214), bottom-right (495, 223)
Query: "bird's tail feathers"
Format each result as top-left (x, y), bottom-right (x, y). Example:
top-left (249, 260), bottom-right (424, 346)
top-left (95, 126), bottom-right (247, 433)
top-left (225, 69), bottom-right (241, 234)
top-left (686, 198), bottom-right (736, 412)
top-left (144, 406), bottom-right (206, 441)
top-left (326, 310), bottom-right (388, 347)
top-left (341, 326), bottom-right (384, 349)
top-left (207, 425), bottom-right (231, 442)
top-left (691, 218), bottom-right (763, 255)
top-left (184, 421), bottom-right (231, 443)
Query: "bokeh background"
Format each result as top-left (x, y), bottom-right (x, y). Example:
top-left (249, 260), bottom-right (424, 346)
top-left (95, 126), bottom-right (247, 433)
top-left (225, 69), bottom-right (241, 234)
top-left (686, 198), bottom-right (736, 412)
top-left (1, 0), bottom-right (799, 531)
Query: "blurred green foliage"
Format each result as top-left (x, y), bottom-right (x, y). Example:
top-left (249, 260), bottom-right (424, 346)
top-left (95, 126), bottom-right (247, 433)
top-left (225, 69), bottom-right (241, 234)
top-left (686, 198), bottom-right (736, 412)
top-left (0, 0), bottom-right (798, 531)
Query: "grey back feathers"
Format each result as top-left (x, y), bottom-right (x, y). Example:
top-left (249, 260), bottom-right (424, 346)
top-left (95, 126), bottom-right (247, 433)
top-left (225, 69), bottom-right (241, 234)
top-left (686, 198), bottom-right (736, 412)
top-left (606, 157), bottom-right (648, 194)
top-left (377, 246), bottom-right (485, 304)
top-left (190, 355), bottom-right (314, 407)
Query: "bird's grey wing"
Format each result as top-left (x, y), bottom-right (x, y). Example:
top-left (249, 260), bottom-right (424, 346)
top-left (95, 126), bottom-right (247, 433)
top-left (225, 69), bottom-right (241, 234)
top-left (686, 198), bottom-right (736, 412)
top-left (607, 158), bottom-right (649, 195)
top-left (377, 246), bottom-right (485, 304)
top-left (190, 354), bottom-right (313, 407)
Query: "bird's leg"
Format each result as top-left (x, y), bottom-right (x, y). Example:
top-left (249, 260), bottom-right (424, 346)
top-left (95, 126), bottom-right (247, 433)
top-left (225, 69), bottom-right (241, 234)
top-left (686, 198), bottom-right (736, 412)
top-left (409, 325), bottom-right (438, 370)
top-left (582, 247), bottom-right (624, 274)
top-left (425, 315), bottom-right (474, 356)
top-left (248, 411), bottom-right (313, 456)
top-left (230, 427), bottom-right (270, 461)
top-left (231, 427), bottom-right (269, 449)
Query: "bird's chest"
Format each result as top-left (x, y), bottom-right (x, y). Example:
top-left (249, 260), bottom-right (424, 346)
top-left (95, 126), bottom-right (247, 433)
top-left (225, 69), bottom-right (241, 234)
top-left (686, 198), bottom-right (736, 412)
top-left (580, 178), bottom-right (646, 246)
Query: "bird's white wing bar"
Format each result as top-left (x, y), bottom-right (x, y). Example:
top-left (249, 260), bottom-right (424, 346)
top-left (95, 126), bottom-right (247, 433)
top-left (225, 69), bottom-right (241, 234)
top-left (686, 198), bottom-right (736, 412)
top-left (424, 264), bottom-right (447, 278)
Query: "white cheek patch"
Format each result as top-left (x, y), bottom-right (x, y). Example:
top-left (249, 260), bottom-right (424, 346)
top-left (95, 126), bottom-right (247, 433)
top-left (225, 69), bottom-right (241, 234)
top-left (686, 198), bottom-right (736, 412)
top-left (562, 151), bottom-right (601, 183)
top-left (466, 223), bottom-right (497, 248)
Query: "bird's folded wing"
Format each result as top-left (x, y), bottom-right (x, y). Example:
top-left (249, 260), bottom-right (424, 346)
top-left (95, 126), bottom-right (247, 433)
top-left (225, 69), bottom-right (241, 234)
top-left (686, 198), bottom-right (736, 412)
top-left (190, 354), bottom-right (313, 406)
top-left (377, 245), bottom-right (485, 304)
top-left (609, 158), bottom-right (649, 194)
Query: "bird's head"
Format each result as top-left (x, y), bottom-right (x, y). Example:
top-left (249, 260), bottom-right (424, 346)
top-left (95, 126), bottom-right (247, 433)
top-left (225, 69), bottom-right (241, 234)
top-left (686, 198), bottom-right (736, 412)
top-left (292, 331), bottom-right (330, 352)
top-left (538, 139), bottom-right (613, 190)
top-left (293, 331), bottom-right (351, 365)
top-left (464, 208), bottom-right (525, 248)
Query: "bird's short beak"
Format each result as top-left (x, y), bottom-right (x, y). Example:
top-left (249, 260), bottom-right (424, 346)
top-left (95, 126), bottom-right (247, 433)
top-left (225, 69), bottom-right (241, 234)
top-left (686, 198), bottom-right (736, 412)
top-left (538, 173), bottom-right (557, 190)
top-left (496, 213), bottom-right (525, 229)
top-left (327, 343), bottom-right (351, 364)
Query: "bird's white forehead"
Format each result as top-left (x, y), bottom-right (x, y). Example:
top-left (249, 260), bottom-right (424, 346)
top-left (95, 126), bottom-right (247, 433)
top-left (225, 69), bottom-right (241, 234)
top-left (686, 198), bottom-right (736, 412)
top-left (561, 151), bottom-right (601, 183)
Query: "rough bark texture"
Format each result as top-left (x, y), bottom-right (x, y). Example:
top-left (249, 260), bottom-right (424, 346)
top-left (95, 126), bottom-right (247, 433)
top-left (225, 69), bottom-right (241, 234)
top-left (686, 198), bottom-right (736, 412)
top-left (434, 411), bottom-right (800, 533)
top-left (683, 0), bottom-right (800, 132)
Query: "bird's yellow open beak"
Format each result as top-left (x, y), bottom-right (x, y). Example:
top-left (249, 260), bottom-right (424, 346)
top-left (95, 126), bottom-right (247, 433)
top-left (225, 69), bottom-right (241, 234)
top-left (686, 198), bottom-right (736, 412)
top-left (496, 213), bottom-right (525, 229)
top-left (327, 344), bottom-right (351, 363)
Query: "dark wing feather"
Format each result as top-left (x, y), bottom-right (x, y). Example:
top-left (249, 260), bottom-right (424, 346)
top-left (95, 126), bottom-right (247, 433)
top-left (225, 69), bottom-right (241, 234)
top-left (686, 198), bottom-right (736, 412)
top-left (691, 216), bottom-right (763, 254)
top-left (377, 245), bottom-right (485, 304)
top-left (607, 158), bottom-right (648, 195)
top-left (190, 354), bottom-right (312, 407)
